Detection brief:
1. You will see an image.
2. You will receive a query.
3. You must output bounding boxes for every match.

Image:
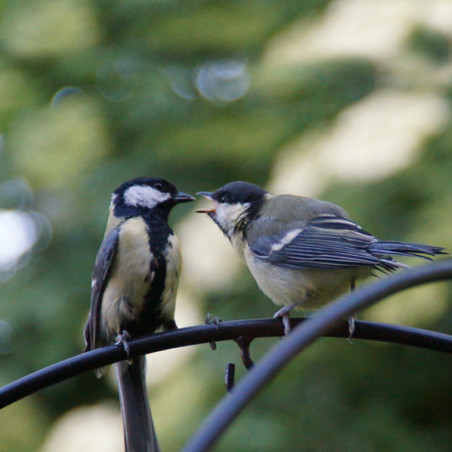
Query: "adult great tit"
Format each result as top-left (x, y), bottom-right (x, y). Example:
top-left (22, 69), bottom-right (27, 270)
top-left (84, 177), bottom-right (194, 452)
top-left (197, 181), bottom-right (445, 334)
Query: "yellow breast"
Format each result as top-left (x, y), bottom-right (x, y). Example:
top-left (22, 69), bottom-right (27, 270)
top-left (101, 217), bottom-right (152, 334)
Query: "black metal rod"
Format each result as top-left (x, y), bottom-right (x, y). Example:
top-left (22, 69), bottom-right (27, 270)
top-left (1, 318), bottom-right (451, 409)
top-left (181, 259), bottom-right (452, 452)
top-left (0, 261), bottom-right (451, 412)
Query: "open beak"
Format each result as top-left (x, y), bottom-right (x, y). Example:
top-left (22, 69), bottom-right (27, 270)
top-left (173, 192), bottom-right (196, 204)
top-left (196, 191), bottom-right (216, 214)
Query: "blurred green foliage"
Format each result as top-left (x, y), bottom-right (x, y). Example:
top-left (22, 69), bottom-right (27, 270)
top-left (0, 1), bottom-right (452, 451)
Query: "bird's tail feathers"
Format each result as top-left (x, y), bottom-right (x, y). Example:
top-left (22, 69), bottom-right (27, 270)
top-left (115, 356), bottom-right (160, 452)
top-left (378, 258), bottom-right (410, 272)
top-left (370, 241), bottom-right (446, 259)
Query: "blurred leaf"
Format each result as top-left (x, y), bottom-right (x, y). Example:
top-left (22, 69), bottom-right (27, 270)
top-left (1, 0), bottom-right (100, 58)
top-left (10, 96), bottom-right (109, 188)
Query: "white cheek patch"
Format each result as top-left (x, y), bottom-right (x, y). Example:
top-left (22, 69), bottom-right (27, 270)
top-left (124, 185), bottom-right (171, 209)
top-left (215, 202), bottom-right (250, 233)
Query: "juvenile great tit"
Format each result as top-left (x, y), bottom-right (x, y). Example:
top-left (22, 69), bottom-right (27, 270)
top-left (197, 181), bottom-right (445, 334)
top-left (84, 177), bottom-right (194, 452)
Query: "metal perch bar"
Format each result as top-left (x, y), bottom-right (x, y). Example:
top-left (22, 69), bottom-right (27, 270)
top-left (181, 258), bottom-right (452, 452)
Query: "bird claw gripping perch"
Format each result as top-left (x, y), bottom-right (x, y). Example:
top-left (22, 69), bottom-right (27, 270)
top-left (273, 303), bottom-right (299, 336)
top-left (115, 330), bottom-right (133, 363)
top-left (205, 313), bottom-right (222, 351)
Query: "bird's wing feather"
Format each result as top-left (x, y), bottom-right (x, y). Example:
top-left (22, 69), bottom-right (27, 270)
top-left (249, 214), bottom-right (382, 269)
top-left (84, 226), bottom-right (120, 350)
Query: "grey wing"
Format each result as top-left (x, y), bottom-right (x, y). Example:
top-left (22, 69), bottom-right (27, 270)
top-left (84, 227), bottom-right (120, 351)
top-left (249, 214), bottom-right (386, 270)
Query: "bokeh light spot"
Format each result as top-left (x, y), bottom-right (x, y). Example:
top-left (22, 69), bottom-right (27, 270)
top-left (0, 210), bottom-right (39, 272)
top-left (196, 59), bottom-right (250, 103)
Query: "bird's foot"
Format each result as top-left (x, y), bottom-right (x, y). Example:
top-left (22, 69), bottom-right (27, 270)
top-left (205, 313), bottom-right (222, 350)
top-left (273, 303), bottom-right (298, 336)
top-left (347, 315), bottom-right (356, 342)
top-left (205, 313), bottom-right (222, 328)
top-left (115, 330), bottom-right (133, 363)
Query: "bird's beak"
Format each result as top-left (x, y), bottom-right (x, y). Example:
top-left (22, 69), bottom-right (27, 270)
top-left (173, 192), bottom-right (196, 204)
top-left (196, 192), bottom-right (215, 214)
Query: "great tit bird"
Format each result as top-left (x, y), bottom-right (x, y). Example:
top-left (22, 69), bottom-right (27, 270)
top-left (197, 181), bottom-right (445, 335)
top-left (84, 177), bottom-right (194, 452)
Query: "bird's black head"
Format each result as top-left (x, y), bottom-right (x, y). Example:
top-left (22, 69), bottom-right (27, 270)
top-left (112, 177), bottom-right (194, 219)
top-left (211, 181), bottom-right (268, 205)
top-left (197, 181), bottom-right (268, 237)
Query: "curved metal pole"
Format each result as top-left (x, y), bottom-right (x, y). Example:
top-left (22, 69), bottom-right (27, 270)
top-left (0, 260), bottom-right (451, 411)
top-left (1, 319), bottom-right (451, 410)
top-left (181, 259), bottom-right (452, 452)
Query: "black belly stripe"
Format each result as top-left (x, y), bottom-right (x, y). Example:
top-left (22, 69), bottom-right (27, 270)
top-left (120, 213), bottom-right (173, 338)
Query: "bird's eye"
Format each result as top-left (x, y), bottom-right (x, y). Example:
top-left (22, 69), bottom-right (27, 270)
top-left (154, 182), bottom-right (163, 190)
top-left (219, 194), bottom-right (227, 203)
